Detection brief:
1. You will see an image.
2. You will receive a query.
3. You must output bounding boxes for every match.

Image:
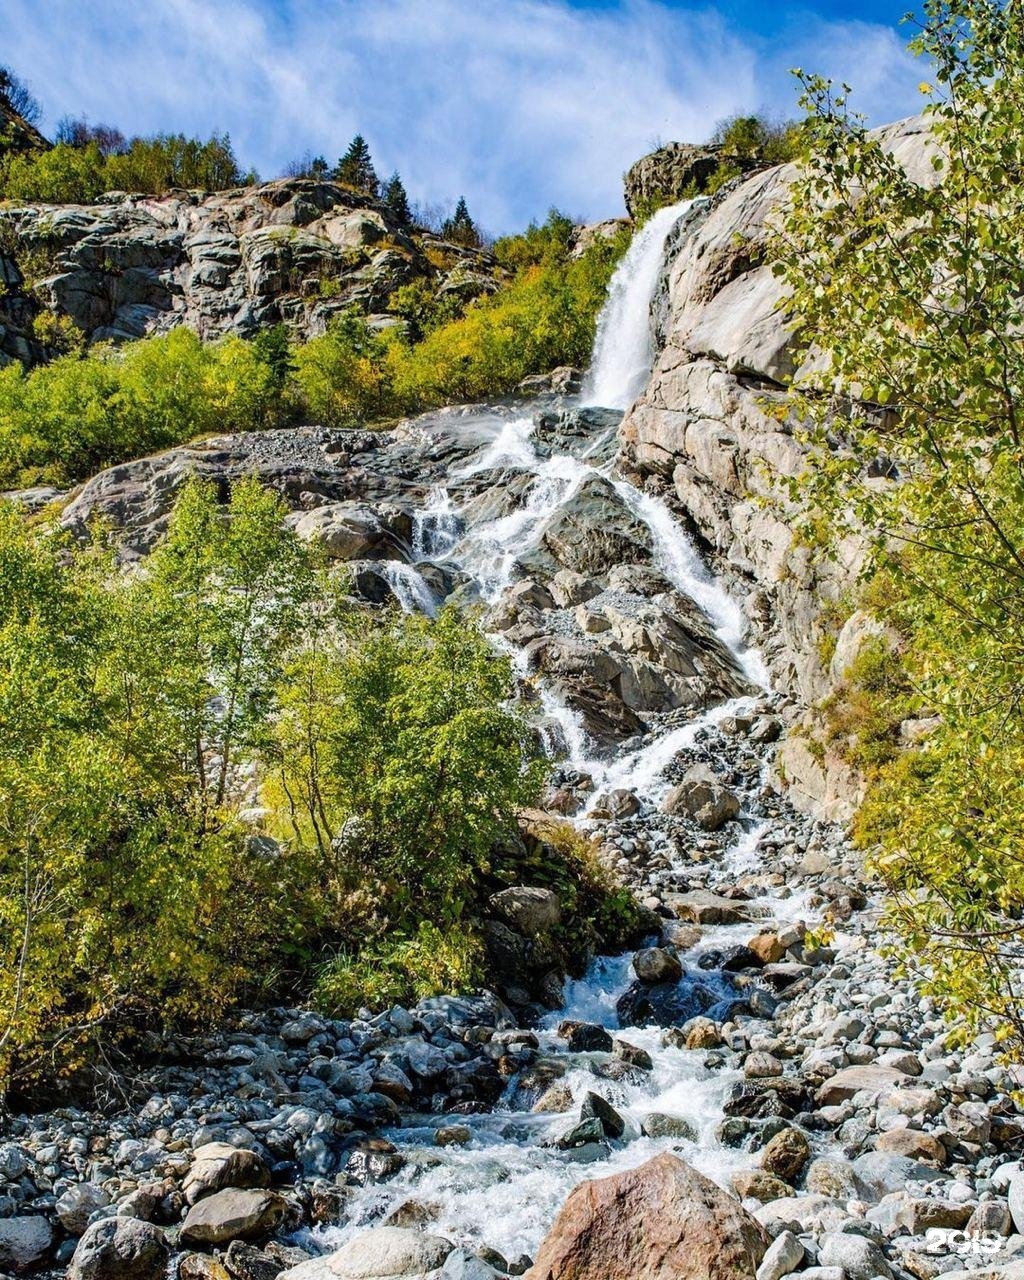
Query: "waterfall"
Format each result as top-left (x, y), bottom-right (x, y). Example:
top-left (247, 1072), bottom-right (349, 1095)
top-left (582, 199), bottom-right (698, 411)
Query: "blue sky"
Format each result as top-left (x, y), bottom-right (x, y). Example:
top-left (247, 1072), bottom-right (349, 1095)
top-left (4, 0), bottom-right (925, 232)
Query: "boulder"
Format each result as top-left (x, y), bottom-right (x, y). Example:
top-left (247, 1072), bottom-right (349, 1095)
top-left (525, 1153), bottom-right (769, 1280)
top-left (817, 1232), bottom-right (892, 1280)
top-left (56, 1182), bottom-right (111, 1235)
top-left (183, 1141), bottom-right (271, 1204)
top-left (632, 946), bottom-right (683, 984)
top-left (0, 1216), bottom-right (53, 1273)
top-left (617, 973), bottom-right (739, 1028)
top-left (759, 1127), bottom-right (810, 1183)
top-left (641, 1113), bottom-right (698, 1142)
top-left (815, 1064), bottom-right (910, 1107)
top-left (663, 765), bottom-right (741, 830)
top-left (489, 886), bottom-right (562, 936)
top-left (557, 1020), bottom-right (613, 1052)
top-left (580, 1091), bottom-right (626, 1139)
top-left (875, 1128), bottom-right (947, 1165)
top-left (291, 503), bottom-right (397, 561)
top-left (68, 1219), bottom-right (171, 1280)
top-left (286, 1226), bottom-right (453, 1280)
top-left (667, 890), bottom-right (754, 926)
top-left (179, 1188), bottom-right (287, 1246)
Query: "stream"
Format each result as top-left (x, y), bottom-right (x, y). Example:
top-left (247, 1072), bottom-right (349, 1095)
top-left (312, 199), bottom-right (808, 1262)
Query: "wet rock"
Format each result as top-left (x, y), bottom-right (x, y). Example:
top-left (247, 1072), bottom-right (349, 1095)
top-left (179, 1188), bottom-right (287, 1246)
top-left (632, 946), bottom-right (683, 984)
top-left (532, 1083), bottom-right (575, 1114)
top-left (667, 890), bottom-right (755, 926)
top-left (614, 1038), bottom-right (653, 1070)
top-left (434, 1125), bottom-right (472, 1148)
top-left (68, 1218), bottom-right (171, 1280)
top-left (557, 1021), bottom-right (613, 1052)
top-left (759, 1128), bottom-right (810, 1183)
top-left (580, 1091), bottom-right (626, 1140)
top-left (641, 1113), bottom-right (698, 1142)
top-left (441, 1250), bottom-right (506, 1280)
top-left (525, 1152), bottom-right (769, 1280)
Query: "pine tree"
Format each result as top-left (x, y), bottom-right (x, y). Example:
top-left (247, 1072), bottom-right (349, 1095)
top-left (383, 171), bottom-right (411, 224)
top-left (334, 135), bottom-right (378, 197)
top-left (442, 196), bottom-right (481, 247)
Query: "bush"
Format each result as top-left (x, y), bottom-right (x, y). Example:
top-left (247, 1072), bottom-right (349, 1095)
top-left (313, 925), bottom-right (484, 1018)
top-left (0, 132), bottom-right (253, 202)
top-left (0, 328), bottom-right (283, 488)
top-left (291, 312), bottom-right (400, 428)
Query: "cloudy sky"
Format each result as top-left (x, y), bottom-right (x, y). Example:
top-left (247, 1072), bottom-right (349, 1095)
top-left (4, 0), bottom-right (925, 232)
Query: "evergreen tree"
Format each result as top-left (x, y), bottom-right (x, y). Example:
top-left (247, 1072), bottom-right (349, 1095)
top-left (442, 196), bottom-right (481, 247)
top-left (334, 134), bottom-right (378, 196)
top-left (383, 171), bottom-right (411, 224)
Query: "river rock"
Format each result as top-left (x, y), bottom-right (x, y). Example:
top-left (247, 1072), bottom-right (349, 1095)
top-left (642, 1113), bottom-right (698, 1141)
top-left (815, 1064), bottom-right (910, 1106)
top-left (875, 1128), bottom-right (947, 1165)
top-left (580, 1091), bottom-right (626, 1139)
top-left (55, 1182), bottom-right (111, 1236)
top-left (632, 946), bottom-right (683, 983)
top-left (183, 1141), bottom-right (271, 1204)
top-left (525, 1153), bottom-right (769, 1280)
top-left (616, 973), bottom-right (733, 1028)
top-left (557, 1021), bottom-right (613, 1052)
top-left (759, 1127), bottom-right (810, 1183)
top-left (662, 765), bottom-right (741, 830)
top-left (755, 1231), bottom-right (804, 1280)
top-left (817, 1232), bottom-right (892, 1280)
top-left (179, 1188), bottom-right (287, 1246)
top-left (68, 1218), bottom-right (171, 1280)
top-left (0, 1216), bottom-right (53, 1272)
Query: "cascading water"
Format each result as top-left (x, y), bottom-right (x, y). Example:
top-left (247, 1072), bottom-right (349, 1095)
top-left (582, 199), bottom-right (699, 410)
top-left (312, 199), bottom-right (796, 1263)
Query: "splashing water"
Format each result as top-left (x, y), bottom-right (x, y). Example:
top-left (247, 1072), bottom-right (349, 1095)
top-left (371, 561), bottom-right (438, 617)
top-left (582, 200), bottom-right (699, 411)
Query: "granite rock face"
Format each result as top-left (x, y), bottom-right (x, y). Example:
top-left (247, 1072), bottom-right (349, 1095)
top-left (0, 177), bottom-right (501, 366)
top-left (617, 115), bottom-right (939, 818)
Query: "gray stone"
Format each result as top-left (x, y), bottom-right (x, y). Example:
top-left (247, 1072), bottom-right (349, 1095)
top-left (756, 1231), bottom-right (805, 1280)
top-left (68, 1218), bottom-right (171, 1280)
top-left (179, 1187), bottom-right (287, 1246)
top-left (0, 1216), bottom-right (52, 1273)
top-left (818, 1231), bottom-right (893, 1280)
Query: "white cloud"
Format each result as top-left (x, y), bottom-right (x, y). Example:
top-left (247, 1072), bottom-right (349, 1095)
top-left (2, 0), bottom-right (924, 231)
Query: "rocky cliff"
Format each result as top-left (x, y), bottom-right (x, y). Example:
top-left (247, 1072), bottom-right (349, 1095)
top-left (618, 115), bottom-right (938, 817)
top-left (0, 178), bottom-right (501, 366)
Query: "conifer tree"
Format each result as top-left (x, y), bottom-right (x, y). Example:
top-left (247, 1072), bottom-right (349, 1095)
top-left (383, 171), bottom-right (412, 224)
top-left (334, 134), bottom-right (378, 196)
top-left (442, 195), bottom-right (481, 247)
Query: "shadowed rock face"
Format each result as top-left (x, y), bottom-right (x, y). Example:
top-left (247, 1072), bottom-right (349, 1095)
top-left (524, 1152), bottom-right (770, 1280)
top-left (0, 177), bottom-right (502, 365)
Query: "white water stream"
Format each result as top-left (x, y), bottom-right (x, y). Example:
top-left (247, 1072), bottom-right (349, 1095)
top-left (315, 202), bottom-right (798, 1262)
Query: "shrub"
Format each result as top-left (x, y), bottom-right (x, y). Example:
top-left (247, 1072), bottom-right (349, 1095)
top-left (291, 311), bottom-right (399, 427)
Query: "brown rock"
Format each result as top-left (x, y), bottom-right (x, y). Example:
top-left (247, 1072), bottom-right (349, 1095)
top-left (747, 932), bottom-right (786, 966)
top-left (875, 1128), bottom-right (947, 1166)
top-left (525, 1153), bottom-right (768, 1280)
top-left (730, 1170), bottom-right (792, 1204)
top-left (759, 1127), bottom-right (811, 1183)
top-left (816, 1065), bottom-right (910, 1107)
top-left (179, 1189), bottom-right (286, 1247)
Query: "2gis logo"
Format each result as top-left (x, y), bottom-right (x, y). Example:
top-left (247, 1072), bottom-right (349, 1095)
top-left (924, 1228), bottom-right (1004, 1256)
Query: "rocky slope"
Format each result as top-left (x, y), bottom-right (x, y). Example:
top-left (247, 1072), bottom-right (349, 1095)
top-left (0, 177), bottom-right (501, 366)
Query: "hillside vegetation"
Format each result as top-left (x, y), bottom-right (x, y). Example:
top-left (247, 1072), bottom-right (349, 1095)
top-left (778, 0), bottom-right (1024, 1054)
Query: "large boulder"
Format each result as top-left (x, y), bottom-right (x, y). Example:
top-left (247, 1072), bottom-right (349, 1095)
top-left (68, 1218), bottom-right (171, 1280)
top-left (525, 1152), bottom-right (769, 1280)
top-left (662, 765), bottom-right (741, 830)
top-left (179, 1187), bottom-right (287, 1246)
top-left (616, 970), bottom-right (739, 1028)
top-left (489, 886), bottom-right (562, 936)
top-left (624, 144), bottom-right (724, 217)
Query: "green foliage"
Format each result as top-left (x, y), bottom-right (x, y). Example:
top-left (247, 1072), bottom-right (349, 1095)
top-left (0, 132), bottom-right (253, 201)
top-left (442, 196), bottom-right (482, 248)
top-left (777, 0), bottom-right (1024, 1055)
top-left (291, 311), bottom-right (400, 428)
top-left (0, 328), bottom-right (281, 487)
top-left (0, 481), bottom-right (555, 1092)
top-left (334, 135), bottom-right (378, 197)
top-left (313, 925), bottom-right (484, 1018)
top-left (383, 171), bottom-right (412, 224)
top-left (389, 216), bottom-right (631, 406)
top-left (710, 113), bottom-right (804, 165)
